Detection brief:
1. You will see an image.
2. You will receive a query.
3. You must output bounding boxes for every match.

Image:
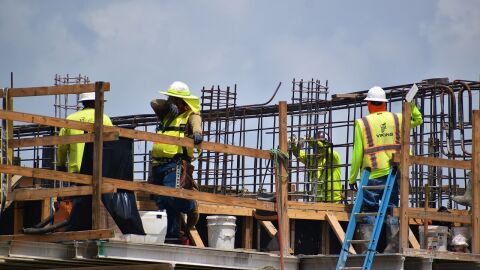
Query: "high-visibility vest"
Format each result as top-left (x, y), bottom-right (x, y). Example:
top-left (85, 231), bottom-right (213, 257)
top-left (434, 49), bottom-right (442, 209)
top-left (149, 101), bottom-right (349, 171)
top-left (152, 110), bottom-right (193, 159)
top-left (357, 112), bottom-right (401, 169)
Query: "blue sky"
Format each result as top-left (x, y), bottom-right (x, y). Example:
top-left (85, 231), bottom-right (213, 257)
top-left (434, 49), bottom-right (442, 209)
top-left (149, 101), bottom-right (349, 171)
top-left (1, 0), bottom-right (479, 117)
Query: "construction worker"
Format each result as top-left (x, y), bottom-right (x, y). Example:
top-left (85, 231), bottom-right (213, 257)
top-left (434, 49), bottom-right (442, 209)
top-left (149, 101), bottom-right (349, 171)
top-left (348, 86), bottom-right (423, 253)
top-left (150, 81), bottom-right (203, 244)
top-left (290, 131), bottom-right (343, 203)
top-left (57, 92), bottom-right (113, 173)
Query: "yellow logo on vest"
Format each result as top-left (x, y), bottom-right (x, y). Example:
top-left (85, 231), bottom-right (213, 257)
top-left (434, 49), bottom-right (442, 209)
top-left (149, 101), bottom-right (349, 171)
top-left (376, 122), bottom-right (393, 138)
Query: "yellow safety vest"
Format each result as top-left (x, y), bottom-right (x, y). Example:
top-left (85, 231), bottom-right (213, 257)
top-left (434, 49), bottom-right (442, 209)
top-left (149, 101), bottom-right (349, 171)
top-left (152, 111), bottom-right (193, 160)
top-left (357, 112), bottom-right (401, 170)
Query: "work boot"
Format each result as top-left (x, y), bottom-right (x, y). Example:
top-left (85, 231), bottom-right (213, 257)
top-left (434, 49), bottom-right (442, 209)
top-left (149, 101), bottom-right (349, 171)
top-left (355, 224), bottom-right (373, 254)
top-left (186, 201), bottom-right (199, 230)
top-left (384, 216), bottom-right (399, 253)
top-left (453, 173), bottom-right (472, 207)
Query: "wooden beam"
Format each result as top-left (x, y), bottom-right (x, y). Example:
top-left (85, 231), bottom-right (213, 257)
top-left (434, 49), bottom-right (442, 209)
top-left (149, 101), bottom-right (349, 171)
top-left (403, 248), bottom-right (480, 262)
top-left (0, 229), bottom-right (114, 242)
top-left (9, 131), bottom-right (119, 148)
top-left (408, 228), bottom-right (420, 249)
top-left (472, 110), bottom-right (480, 253)
top-left (277, 101), bottom-right (290, 255)
top-left (92, 81), bottom-right (105, 230)
top-left (288, 201), bottom-right (352, 212)
top-left (0, 110), bottom-right (271, 159)
top-left (198, 203), bottom-right (253, 216)
top-left (7, 184), bottom-right (116, 201)
top-left (259, 220), bottom-right (277, 238)
top-left (180, 215), bottom-right (204, 247)
top-left (242, 216), bottom-right (253, 249)
top-left (8, 82), bottom-right (110, 97)
top-left (326, 212), bottom-right (356, 254)
top-left (392, 155), bottom-right (471, 170)
top-left (0, 164), bottom-right (276, 211)
top-left (399, 102), bottom-right (411, 253)
top-left (288, 208), bottom-right (350, 221)
top-left (392, 207), bottom-right (471, 224)
top-left (48, 264), bottom-right (174, 270)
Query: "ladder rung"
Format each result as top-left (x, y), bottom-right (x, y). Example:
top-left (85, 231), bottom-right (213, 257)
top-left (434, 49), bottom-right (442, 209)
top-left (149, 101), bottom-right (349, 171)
top-left (340, 267), bottom-right (363, 270)
top-left (348, 239), bottom-right (369, 244)
top-left (363, 185), bottom-right (385, 190)
top-left (355, 212), bottom-right (378, 217)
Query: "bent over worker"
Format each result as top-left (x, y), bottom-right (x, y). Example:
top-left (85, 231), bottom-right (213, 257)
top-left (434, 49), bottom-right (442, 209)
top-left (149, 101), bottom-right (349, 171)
top-left (150, 81), bottom-right (203, 244)
top-left (57, 92), bottom-right (113, 173)
top-left (348, 86), bottom-right (423, 253)
top-left (290, 131), bottom-right (343, 203)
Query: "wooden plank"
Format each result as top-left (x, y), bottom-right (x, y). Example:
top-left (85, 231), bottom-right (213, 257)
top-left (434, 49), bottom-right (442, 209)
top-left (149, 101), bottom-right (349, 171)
top-left (41, 198), bottom-right (51, 221)
top-left (180, 215), bottom-right (204, 247)
top-left (0, 110), bottom-right (271, 159)
top-left (259, 220), bottom-right (277, 238)
top-left (326, 212), bottom-right (356, 254)
top-left (392, 155), bottom-right (471, 170)
top-left (472, 110), bottom-right (480, 253)
top-left (392, 207), bottom-right (471, 224)
top-left (198, 203), bottom-right (254, 216)
top-left (242, 216), bottom-right (253, 249)
top-left (277, 101), bottom-right (290, 255)
top-left (13, 202), bottom-right (23, 234)
top-left (7, 184), bottom-right (116, 201)
top-left (403, 248), bottom-right (480, 262)
top-left (399, 102), bottom-right (411, 253)
top-left (288, 201), bottom-right (352, 212)
top-left (8, 82), bottom-right (110, 97)
top-left (0, 164), bottom-right (276, 211)
top-left (0, 229), bottom-right (114, 242)
top-left (92, 81), bottom-right (105, 230)
top-left (9, 131), bottom-right (119, 148)
top-left (409, 228), bottom-right (420, 249)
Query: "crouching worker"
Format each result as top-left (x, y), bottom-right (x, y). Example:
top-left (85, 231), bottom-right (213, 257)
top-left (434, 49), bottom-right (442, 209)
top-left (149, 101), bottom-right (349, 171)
top-left (290, 131), bottom-right (343, 203)
top-left (150, 81), bottom-right (203, 244)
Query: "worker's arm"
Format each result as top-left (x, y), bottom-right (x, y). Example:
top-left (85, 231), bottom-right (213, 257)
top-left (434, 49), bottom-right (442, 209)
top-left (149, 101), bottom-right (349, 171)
top-left (348, 120), bottom-right (364, 184)
top-left (150, 99), bottom-right (170, 119)
top-left (410, 102), bottom-right (423, 128)
top-left (188, 113), bottom-right (203, 144)
top-left (57, 127), bottom-right (68, 168)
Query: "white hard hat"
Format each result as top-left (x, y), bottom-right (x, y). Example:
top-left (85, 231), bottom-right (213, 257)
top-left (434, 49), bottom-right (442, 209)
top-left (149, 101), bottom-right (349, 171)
top-left (79, 92), bottom-right (96, 102)
top-left (364, 86), bottom-right (388, 102)
top-left (160, 81), bottom-right (198, 99)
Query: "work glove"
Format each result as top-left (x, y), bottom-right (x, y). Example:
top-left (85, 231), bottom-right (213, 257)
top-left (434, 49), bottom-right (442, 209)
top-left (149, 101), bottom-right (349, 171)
top-left (193, 133), bottom-right (203, 145)
top-left (288, 135), bottom-right (298, 149)
top-left (349, 182), bottom-right (358, 191)
top-left (167, 102), bottom-right (179, 118)
top-left (57, 166), bottom-right (67, 172)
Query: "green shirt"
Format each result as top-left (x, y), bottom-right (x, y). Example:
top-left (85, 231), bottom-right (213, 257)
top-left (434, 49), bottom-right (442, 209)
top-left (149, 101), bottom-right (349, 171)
top-left (348, 103), bottom-right (423, 184)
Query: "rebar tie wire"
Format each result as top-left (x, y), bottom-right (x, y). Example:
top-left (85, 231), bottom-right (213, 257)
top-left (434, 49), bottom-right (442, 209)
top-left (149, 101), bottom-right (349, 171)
top-left (270, 147), bottom-right (289, 270)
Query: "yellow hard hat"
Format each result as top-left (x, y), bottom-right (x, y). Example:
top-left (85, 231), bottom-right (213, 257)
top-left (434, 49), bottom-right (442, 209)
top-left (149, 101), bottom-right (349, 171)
top-left (160, 81), bottom-right (200, 113)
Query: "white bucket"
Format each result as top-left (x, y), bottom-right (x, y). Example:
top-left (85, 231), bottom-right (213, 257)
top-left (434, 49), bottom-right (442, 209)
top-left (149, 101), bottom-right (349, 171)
top-left (419, 225), bottom-right (448, 251)
top-left (140, 210), bottom-right (167, 244)
top-left (206, 215), bottom-right (236, 249)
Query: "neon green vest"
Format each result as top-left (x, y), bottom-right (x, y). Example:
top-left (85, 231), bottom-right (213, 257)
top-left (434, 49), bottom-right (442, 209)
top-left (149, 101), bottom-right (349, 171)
top-left (357, 112), bottom-right (401, 170)
top-left (152, 111), bottom-right (193, 159)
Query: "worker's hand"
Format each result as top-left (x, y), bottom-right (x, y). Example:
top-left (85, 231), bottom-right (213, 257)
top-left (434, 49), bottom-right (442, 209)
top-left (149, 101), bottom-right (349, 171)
top-left (167, 102), bottom-right (179, 117)
top-left (349, 182), bottom-right (358, 191)
top-left (57, 166), bottom-right (67, 172)
top-left (193, 133), bottom-right (203, 145)
top-left (289, 135), bottom-right (298, 146)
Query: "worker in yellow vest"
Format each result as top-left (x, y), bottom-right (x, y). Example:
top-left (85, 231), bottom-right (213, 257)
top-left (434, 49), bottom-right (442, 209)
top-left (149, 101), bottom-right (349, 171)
top-left (150, 81), bottom-right (203, 244)
top-left (290, 131), bottom-right (343, 203)
top-left (348, 86), bottom-right (423, 253)
top-left (57, 92), bottom-right (113, 173)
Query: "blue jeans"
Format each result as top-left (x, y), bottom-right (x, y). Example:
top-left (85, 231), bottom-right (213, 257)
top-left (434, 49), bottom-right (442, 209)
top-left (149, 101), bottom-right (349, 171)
top-left (152, 160), bottom-right (195, 238)
top-left (361, 174), bottom-right (399, 225)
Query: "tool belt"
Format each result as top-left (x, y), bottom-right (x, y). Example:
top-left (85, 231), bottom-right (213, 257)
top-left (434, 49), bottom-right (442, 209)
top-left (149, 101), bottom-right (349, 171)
top-left (150, 156), bottom-right (198, 191)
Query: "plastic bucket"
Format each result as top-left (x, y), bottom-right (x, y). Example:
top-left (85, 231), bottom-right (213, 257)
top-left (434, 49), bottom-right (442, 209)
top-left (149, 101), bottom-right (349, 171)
top-left (206, 215), bottom-right (236, 249)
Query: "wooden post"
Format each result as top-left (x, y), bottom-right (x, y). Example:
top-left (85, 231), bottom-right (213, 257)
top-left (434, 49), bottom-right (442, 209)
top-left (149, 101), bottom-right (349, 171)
top-left (92, 82), bottom-right (104, 230)
top-left (277, 101), bottom-right (290, 254)
top-left (399, 102), bottom-right (411, 253)
top-left (242, 216), bottom-right (253, 249)
top-left (472, 110), bottom-right (480, 253)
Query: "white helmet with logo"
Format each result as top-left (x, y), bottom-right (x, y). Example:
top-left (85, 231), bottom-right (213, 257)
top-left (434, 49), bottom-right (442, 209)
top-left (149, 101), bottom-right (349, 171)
top-left (364, 86), bottom-right (388, 102)
top-left (79, 92), bottom-right (96, 102)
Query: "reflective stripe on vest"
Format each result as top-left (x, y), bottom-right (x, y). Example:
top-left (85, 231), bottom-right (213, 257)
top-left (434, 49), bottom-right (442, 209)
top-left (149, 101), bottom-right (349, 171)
top-left (359, 112), bottom-right (401, 169)
top-left (152, 111), bottom-right (193, 159)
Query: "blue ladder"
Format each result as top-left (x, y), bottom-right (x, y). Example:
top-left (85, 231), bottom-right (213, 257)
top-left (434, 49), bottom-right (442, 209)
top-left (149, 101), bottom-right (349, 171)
top-left (336, 167), bottom-right (398, 270)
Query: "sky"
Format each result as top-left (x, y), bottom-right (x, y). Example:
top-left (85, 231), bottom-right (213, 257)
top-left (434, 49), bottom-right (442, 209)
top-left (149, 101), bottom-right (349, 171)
top-left (0, 0), bottom-right (479, 117)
